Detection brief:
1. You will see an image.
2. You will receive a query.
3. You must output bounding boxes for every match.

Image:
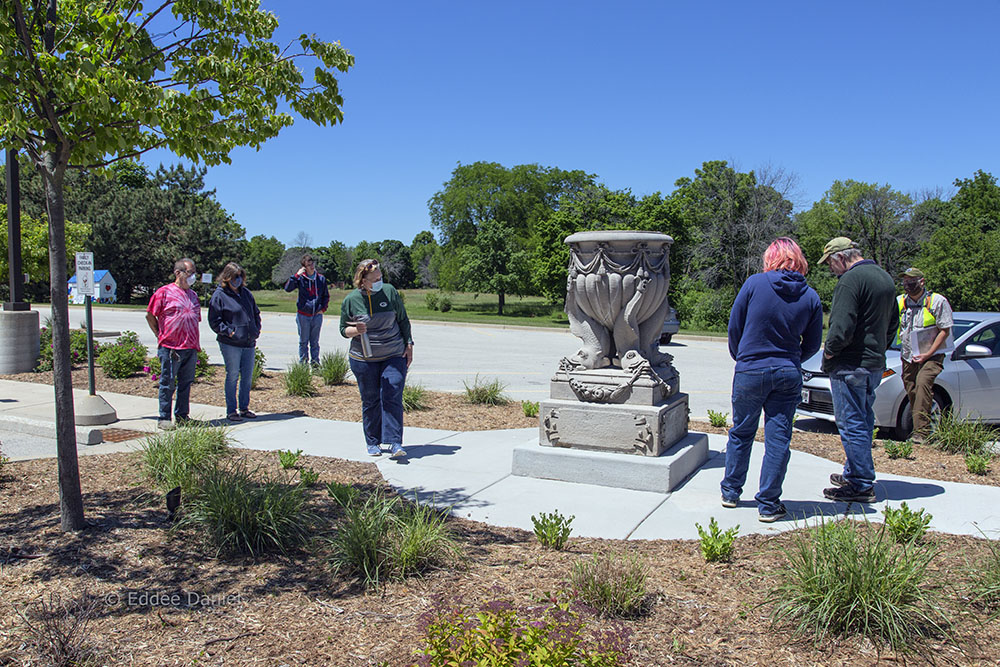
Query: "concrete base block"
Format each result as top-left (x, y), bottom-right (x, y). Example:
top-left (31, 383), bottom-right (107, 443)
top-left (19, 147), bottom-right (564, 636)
top-left (539, 393), bottom-right (690, 456)
top-left (0, 309), bottom-right (40, 374)
top-left (0, 415), bottom-right (103, 445)
top-left (75, 394), bottom-right (119, 426)
top-left (512, 431), bottom-right (709, 493)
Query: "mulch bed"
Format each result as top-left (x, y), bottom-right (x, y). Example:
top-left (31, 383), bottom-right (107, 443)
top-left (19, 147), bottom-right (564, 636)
top-left (2, 450), bottom-right (999, 665)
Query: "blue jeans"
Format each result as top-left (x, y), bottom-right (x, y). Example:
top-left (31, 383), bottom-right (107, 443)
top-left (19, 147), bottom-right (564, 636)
top-left (219, 342), bottom-right (255, 415)
top-left (296, 312), bottom-right (323, 364)
top-left (830, 365), bottom-right (882, 493)
top-left (157, 347), bottom-right (197, 420)
top-left (720, 366), bottom-right (802, 515)
top-left (350, 355), bottom-right (406, 452)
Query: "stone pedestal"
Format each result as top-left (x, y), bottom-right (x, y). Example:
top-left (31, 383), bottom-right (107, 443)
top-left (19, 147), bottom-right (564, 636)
top-left (0, 309), bottom-right (39, 374)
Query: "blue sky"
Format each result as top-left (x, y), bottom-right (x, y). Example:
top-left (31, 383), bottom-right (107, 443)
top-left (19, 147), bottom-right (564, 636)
top-left (143, 1), bottom-right (1000, 247)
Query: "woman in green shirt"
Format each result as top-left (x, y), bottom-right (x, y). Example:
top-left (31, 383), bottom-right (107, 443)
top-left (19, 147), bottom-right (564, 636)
top-left (339, 259), bottom-right (414, 458)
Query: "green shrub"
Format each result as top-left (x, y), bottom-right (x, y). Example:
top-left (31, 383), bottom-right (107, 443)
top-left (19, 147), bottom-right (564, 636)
top-left (673, 283), bottom-right (733, 332)
top-left (327, 491), bottom-right (460, 589)
top-left (929, 411), bottom-right (995, 455)
top-left (277, 449), bottom-right (303, 470)
top-left (522, 400), bottom-right (540, 418)
top-left (402, 382), bottom-right (429, 411)
top-left (531, 510), bottom-right (574, 550)
top-left (463, 375), bottom-right (510, 405)
top-left (707, 409), bottom-right (729, 428)
top-left (251, 347), bottom-right (266, 389)
top-left (178, 460), bottom-right (317, 557)
top-left (284, 361), bottom-right (317, 397)
top-left (965, 451), bottom-right (993, 475)
top-left (884, 439), bottom-right (914, 460)
top-left (138, 424), bottom-right (231, 495)
top-left (299, 467), bottom-right (320, 487)
top-left (36, 326), bottom-right (94, 372)
top-left (424, 292), bottom-right (439, 311)
top-left (768, 518), bottom-right (950, 651)
top-left (570, 550), bottom-right (649, 618)
top-left (97, 331), bottom-right (147, 379)
top-left (695, 517), bottom-right (738, 562)
top-left (146, 355), bottom-right (161, 379)
top-left (882, 503), bottom-right (932, 543)
top-left (416, 594), bottom-right (628, 667)
top-left (195, 347), bottom-right (213, 378)
top-left (438, 294), bottom-right (452, 312)
top-left (326, 481), bottom-right (360, 507)
top-left (317, 350), bottom-right (349, 385)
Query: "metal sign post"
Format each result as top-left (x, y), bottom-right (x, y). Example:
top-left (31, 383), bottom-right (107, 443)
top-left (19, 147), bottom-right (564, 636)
top-left (75, 252), bottom-right (96, 395)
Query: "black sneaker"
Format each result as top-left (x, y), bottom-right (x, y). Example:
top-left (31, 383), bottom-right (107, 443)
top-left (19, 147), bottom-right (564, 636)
top-left (829, 473), bottom-right (847, 487)
top-left (823, 485), bottom-right (876, 503)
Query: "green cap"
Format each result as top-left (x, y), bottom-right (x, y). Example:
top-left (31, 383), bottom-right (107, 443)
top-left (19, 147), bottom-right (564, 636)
top-left (818, 237), bottom-right (857, 265)
top-left (899, 267), bottom-right (924, 279)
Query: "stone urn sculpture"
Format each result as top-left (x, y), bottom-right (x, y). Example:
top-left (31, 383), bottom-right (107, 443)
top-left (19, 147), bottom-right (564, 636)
top-left (512, 230), bottom-right (707, 493)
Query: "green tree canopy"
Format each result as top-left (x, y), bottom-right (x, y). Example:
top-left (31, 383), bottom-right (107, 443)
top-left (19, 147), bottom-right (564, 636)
top-left (459, 219), bottom-right (531, 315)
top-left (0, 0), bottom-right (353, 530)
top-left (410, 230), bottom-right (438, 288)
top-left (242, 234), bottom-right (285, 290)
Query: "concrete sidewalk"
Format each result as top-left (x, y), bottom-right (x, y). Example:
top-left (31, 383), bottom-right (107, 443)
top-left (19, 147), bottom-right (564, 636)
top-left (2, 378), bottom-right (999, 540)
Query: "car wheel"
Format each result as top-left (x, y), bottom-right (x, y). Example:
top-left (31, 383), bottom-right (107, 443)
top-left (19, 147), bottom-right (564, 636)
top-left (659, 333), bottom-right (672, 345)
top-left (895, 389), bottom-right (948, 440)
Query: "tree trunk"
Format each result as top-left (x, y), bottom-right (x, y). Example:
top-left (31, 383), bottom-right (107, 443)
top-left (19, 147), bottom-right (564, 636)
top-left (40, 150), bottom-right (86, 531)
top-left (497, 290), bottom-right (505, 316)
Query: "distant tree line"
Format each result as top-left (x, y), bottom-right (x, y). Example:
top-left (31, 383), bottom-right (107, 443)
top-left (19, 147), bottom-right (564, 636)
top-left (4, 157), bottom-right (999, 324)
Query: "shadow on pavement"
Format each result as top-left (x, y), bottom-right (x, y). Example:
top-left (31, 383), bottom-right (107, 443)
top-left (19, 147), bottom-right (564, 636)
top-left (875, 479), bottom-right (945, 502)
top-left (396, 485), bottom-right (491, 510)
top-left (393, 443), bottom-right (460, 461)
top-left (783, 500), bottom-right (877, 522)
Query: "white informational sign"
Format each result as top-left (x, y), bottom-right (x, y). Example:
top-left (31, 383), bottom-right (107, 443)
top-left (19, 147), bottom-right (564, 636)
top-left (75, 252), bottom-right (95, 296)
top-left (201, 273), bottom-right (213, 284)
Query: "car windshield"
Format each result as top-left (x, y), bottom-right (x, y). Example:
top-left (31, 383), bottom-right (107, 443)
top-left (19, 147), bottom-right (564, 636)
top-left (888, 318), bottom-right (982, 350)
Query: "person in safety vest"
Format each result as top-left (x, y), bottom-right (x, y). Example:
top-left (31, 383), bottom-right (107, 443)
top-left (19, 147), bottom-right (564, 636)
top-left (897, 267), bottom-right (954, 443)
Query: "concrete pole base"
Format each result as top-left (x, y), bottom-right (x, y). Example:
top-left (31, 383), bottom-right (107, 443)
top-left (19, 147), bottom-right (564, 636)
top-left (0, 309), bottom-right (40, 374)
top-left (75, 393), bottom-right (118, 426)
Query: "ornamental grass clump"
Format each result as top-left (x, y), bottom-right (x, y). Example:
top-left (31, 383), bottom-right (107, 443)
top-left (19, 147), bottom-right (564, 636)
top-left (570, 549), bottom-right (650, 618)
top-left (768, 518), bottom-right (950, 651)
top-left (966, 532), bottom-right (1000, 611)
top-left (284, 361), bottom-right (317, 397)
top-left (138, 424), bottom-right (232, 496)
top-left (327, 491), bottom-right (460, 589)
top-left (929, 411), bottom-right (995, 455)
top-left (317, 350), bottom-right (349, 385)
top-left (178, 459), bottom-right (318, 558)
top-left (402, 382), bottom-right (429, 411)
top-left (463, 374), bottom-right (509, 405)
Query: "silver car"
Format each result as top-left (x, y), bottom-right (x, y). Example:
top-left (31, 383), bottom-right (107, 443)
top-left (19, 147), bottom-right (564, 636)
top-left (797, 312), bottom-right (1000, 439)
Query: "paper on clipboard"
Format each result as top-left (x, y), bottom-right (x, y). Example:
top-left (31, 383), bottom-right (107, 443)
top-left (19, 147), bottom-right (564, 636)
top-left (911, 328), bottom-right (939, 357)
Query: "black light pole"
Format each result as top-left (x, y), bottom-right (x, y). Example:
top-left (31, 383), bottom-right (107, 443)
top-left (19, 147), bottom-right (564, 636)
top-left (4, 149), bottom-right (29, 311)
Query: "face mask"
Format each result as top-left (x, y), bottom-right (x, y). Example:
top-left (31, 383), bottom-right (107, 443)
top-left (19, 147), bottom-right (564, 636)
top-left (186, 273), bottom-right (197, 287)
top-left (370, 279), bottom-right (384, 292)
top-left (231, 276), bottom-right (243, 289)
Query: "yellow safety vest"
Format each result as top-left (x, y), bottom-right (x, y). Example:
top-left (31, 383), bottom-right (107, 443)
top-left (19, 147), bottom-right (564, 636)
top-left (895, 293), bottom-right (938, 344)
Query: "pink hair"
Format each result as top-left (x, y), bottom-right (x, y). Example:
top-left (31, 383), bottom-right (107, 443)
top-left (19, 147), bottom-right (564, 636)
top-left (763, 237), bottom-right (809, 275)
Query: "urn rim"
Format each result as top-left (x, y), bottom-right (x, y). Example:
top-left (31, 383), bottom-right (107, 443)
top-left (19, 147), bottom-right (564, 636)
top-left (564, 231), bottom-right (674, 245)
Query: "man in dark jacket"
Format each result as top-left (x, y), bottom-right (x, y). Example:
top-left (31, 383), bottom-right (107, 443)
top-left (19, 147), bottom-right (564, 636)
top-left (818, 237), bottom-right (899, 503)
top-left (284, 253), bottom-right (330, 364)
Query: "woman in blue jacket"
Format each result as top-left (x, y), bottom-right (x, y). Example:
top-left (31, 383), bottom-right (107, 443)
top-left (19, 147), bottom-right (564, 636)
top-left (208, 262), bottom-right (262, 421)
top-left (720, 238), bottom-right (823, 523)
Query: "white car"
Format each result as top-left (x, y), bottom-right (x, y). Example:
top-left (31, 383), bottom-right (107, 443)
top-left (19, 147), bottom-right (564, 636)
top-left (797, 312), bottom-right (1000, 439)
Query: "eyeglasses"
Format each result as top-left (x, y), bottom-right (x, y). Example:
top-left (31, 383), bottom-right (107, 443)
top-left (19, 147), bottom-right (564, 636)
top-left (362, 260), bottom-right (380, 272)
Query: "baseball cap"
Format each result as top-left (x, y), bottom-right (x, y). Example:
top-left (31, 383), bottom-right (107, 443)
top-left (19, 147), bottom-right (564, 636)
top-left (818, 237), bottom-right (858, 265)
top-left (899, 267), bottom-right (924, 279)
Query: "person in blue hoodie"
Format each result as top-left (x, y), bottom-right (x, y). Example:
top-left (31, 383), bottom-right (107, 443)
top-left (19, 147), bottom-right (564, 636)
top-left (720, 238), bottom-right (823, 522)
top-left (208, 262), bottom-right (262, 422)
top-left (284, 253), bottom-right (330, 365)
